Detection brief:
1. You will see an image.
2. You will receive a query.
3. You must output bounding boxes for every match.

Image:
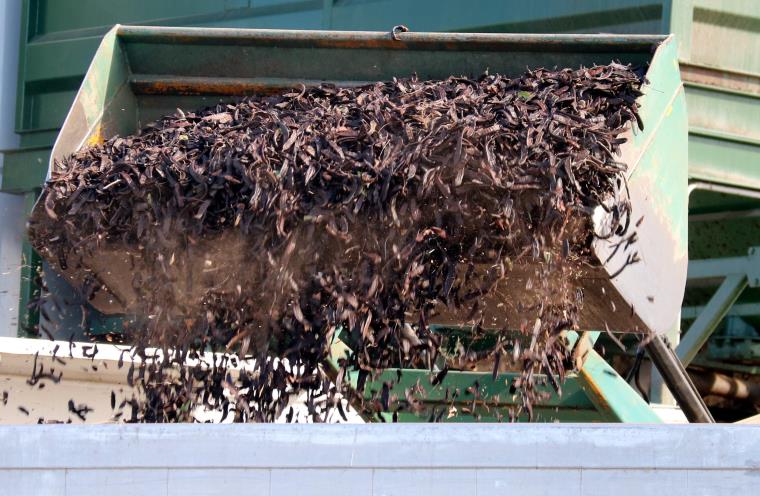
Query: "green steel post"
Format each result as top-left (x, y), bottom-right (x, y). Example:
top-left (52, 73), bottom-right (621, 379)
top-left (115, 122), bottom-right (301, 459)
top-left (677, 274), bottom-right (747, 366)
top-left (576, 348), bottom-right (662, 423)
top-left (569, 329), bottom-right (661, 422)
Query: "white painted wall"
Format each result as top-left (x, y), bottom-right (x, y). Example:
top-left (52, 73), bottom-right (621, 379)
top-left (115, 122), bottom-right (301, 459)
top-left (0, 337), bottom-right (362, 425)
top-left (0, 0), bottom-right (23, 338)
top-left (0, 424), bottom-right (759, 495)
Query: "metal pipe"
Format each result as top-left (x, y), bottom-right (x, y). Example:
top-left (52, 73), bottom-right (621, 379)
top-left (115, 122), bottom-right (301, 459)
top-left (689, 208), bottom-right (760, 222)
top-left (689, 370), bottom-right (760, 403)
top-left (646, 335), bottom-right (715, 423)
top-left (688, 181), bottom-right (760, 200)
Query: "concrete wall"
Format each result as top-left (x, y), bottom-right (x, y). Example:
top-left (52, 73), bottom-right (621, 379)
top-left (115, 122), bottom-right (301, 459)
top-left (1, 424), bottom-right (759, 495)
top-left (0, 0), bottom-right (23, 338)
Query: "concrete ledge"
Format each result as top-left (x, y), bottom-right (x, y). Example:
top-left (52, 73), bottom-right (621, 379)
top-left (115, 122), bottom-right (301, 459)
top-left (2, 424), bottom-right (759, 469)
top-left (2, 424), bottom-right (759, 495)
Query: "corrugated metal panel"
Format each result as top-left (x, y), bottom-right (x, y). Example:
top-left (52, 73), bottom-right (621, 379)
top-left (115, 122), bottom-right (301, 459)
top-left (688, 0), bottom-right (760, 76)
top-left (674, 0), bottom-right (760, 190)
top-left (15, 0), bottom-right (324, 136)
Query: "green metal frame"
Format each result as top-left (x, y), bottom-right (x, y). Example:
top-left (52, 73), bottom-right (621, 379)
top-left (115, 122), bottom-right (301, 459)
top-left (679, 246), bottom-right (760, 366)
top-left (328, 330), bottom-right (660, 423)
top-left (682, 303), bottom-right (760, 320)
top-left (571, 331), bottom-right (661, 422)
top-left (4, 0), bottom-right (758, 421)
top-left (10, 23), bottom-right (687, 421)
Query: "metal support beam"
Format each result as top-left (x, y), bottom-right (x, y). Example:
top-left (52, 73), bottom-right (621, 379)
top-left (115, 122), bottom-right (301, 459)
top-left (689, 208), bottom-right (760, 222)
top-left (646, 335), bottom-right (715, 423)
top-left (577, 347), bottom-right (662, 423)
top-left (681, 302), bottom-right (760, 319)
top-left (328, 330), bottom-right (660, 422)
top-left (677, 273), bottom-right (747, 366)
top-left (688, 257), bottom-right (753, 281)
top-left (686, 246), bottom-right (760, 286)
top-left (568, 330), bottom-right (599, 370)
top-left (679, 247), bottom-right (760, 367)
top-left (688, 181), bottom-right (760, 201)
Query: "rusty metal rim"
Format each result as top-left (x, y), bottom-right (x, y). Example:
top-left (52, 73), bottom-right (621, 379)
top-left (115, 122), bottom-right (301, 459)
top-left (116, 24), bottom-right (667, 51)
top-left (129, 75), bottom-right (372, 96)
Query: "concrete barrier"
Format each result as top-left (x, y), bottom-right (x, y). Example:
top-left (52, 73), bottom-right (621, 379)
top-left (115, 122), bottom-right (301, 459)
top-left (1, 424), bottom-right (759, 495)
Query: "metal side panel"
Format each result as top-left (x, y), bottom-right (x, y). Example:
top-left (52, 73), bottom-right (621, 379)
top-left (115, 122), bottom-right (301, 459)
top-left (49, 27), bottom-right (136, 167)
top-left (593, 35), bottom-right (689, 335)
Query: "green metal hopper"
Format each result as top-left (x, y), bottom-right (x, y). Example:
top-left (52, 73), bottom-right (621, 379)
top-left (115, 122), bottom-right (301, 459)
top-left (328, 328), bottom-right (663, 422)
top-left (29, 26), bottom-right (688, 343)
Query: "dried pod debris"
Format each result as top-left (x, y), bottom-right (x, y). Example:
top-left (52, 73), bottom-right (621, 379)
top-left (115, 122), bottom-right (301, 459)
top-left (27, 63), bottom-right (644, 422)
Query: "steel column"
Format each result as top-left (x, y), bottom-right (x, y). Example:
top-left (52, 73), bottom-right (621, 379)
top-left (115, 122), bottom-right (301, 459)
top-left (678, 273), bottom-right (747, 366)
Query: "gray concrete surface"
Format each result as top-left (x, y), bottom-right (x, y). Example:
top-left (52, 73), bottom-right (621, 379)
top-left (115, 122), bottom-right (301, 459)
top-left (1, 424), bottom-right (759, 495)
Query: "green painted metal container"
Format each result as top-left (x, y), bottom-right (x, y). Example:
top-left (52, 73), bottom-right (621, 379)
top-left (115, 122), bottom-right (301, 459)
top-left (29, 26), bottom-right (688, 341)
top-left (2, 0), bottom-right (756, 421)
